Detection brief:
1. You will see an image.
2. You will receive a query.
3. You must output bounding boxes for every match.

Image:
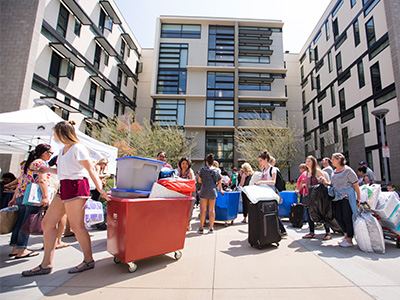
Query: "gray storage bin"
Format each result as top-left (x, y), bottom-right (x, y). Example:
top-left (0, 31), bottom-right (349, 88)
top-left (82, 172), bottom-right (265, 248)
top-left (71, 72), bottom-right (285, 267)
top-left (116, 156), bottom-right (164, 191)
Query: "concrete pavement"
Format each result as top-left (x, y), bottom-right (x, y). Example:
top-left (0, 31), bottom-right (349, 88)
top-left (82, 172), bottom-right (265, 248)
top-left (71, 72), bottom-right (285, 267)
top-left (1, 207), bottom-right (399, 300)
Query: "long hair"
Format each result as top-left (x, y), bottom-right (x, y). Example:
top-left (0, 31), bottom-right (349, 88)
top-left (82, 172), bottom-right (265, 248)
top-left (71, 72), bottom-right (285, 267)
top-left (53, 120), bottom-right (80, 145)
top-left (178, 156), bottom-right (192, 170)
top-left (206, 153), bottom-right (214, 166)
top-left (24, 143), bottom-right (51, 174)
top-left (306, 155), bottom-right (318, 178)
top-left (241, 162), bottom-right (254, 175)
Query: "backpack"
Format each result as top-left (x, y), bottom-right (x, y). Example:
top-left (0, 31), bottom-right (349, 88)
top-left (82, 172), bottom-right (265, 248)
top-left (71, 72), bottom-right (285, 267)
top-left (270, 167), bottom-right (286, 192)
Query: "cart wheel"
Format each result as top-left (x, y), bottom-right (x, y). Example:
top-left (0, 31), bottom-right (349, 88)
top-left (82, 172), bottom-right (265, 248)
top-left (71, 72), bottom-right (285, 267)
top-left (224, 222), bottom-right (229, 227)
top-left (231, 220), bottom-right (234, 225)
top-left (396, 239), bottom-right (400, 249)
top-left (174, 251), bottom-right (182, 260)
top-left (113, 257), bottom-right (121, 264)
top-left (127, 262), bottom-right (137, 273)
top-left (276, 242), bottom-right (280, 247)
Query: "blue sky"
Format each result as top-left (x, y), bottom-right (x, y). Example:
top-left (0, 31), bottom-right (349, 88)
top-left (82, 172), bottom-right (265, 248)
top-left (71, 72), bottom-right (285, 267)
top-left (113, 0), bottom-right (331, 53)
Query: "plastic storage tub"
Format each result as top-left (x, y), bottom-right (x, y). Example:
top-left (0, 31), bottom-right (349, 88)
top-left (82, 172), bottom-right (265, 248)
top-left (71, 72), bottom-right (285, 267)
top-left (107, 196), bottom-right (193, 272)
top-left (278, 191), bottom-right (298, 217)
top-left (116, 156), bottom-right (164, 191)
top-left (110, 188), bottom-right (150, 199)
top-left (207, 191), bottom-right (241, 225)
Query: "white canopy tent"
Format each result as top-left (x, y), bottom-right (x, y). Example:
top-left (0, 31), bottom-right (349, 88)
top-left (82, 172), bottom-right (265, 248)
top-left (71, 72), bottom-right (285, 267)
top-left (0, 106), bottom-right (118, 173)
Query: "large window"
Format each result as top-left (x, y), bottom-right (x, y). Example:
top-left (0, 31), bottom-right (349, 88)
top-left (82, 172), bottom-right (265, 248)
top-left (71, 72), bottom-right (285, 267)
top-left (117, 69), bottom-right (122, 89)
top-left (89, 82), bottom-right (97, 108)
top-left (238, 72), bottom-right (280, 91)
top-left (206, 132), bottom-right (234, 167)
top-left (56, 4), bottom-right (69, 37)
top-left (365, 17), bottom-right (376, 47)
top-left (353, 20), bottom-right (360, 46)
top-left (153, 99), bottom-right (185, 126)
top-left (157, 43), bottom-right (188, 94)
top-left (325, 20), bottom-right (330, 40)
top-left (370, 62), bottom-right (382, 93)
top-left (238, 100), bottom-right (280, 121)
top-left (357, 61), bottom-right (365, 88)
top-left (342, 127), bottom-right (349, 158)
top-left (328, 51), bottom-right (333, 73)
top-left (333, 119), bottom-right (339, 143)
top-left (94, 44), bottom-right (101, 69)
top-left (362, 104), bottom-right (370, 133)
top-left (331, 85), bottom-right (336, 107)
top-left (98, 9), bottom-right (113, 33)
top-left (48, 52), bottom-right (62, 85)
top-left (239, 26), bottom-right (273, 64)
top-left (339, 88), bottom-right (346, 113)
top-left (161, 24), bottom-right (201, 38)
top-left (332, 19), bottom-right (339, 40)
top-left (120, 39), bottom-right (126, 59)
top-left (351, 0), bottom-right (357, 8)
top-left (336, 52), bottom-right (342, 75)
top-left (208, 25), bottom-right (234, 66)
top-left (206, 72), bottom-right (234, 126)
top-left (114, 100), bottom-right (119, 117)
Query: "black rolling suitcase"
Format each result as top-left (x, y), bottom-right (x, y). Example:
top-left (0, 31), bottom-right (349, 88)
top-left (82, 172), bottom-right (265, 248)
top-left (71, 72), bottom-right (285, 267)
top-left (248, 199), bottom-right (281, 248)
top-left (289, 203), bottom-right (304, 228)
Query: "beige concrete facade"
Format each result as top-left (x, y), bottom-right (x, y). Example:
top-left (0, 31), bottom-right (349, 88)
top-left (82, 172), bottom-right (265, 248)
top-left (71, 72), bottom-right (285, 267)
top-left (299, 0), bottom-right (399, 184)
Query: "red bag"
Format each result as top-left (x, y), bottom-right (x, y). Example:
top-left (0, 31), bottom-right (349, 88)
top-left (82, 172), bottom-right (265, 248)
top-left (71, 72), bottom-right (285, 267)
top-left (157, 179), bottom-right (196, 197)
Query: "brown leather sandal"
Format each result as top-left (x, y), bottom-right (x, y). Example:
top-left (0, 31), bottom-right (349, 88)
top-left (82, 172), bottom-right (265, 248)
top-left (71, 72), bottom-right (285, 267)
top-left (302, 233), bottom-right (316, 239)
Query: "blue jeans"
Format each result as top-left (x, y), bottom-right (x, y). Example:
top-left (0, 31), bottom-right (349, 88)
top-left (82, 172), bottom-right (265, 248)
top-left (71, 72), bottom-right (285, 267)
top-left (9, 196), bottom-right (40, 249)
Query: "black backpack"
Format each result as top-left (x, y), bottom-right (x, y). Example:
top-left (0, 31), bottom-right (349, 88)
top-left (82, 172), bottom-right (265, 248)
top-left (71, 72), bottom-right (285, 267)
top-left (270, 167), bottom-right (286, 192)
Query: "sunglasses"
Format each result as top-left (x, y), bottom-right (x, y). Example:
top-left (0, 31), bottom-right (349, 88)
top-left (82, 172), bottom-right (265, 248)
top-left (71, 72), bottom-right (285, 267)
top-left (47, 151), bottom-right (54, 155)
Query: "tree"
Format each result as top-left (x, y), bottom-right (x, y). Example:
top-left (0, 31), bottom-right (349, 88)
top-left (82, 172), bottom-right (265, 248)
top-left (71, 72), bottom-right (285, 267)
top-left (235, 114), bottom-right (303, 175)
top-left (89, 114), bottom-right (197, 169)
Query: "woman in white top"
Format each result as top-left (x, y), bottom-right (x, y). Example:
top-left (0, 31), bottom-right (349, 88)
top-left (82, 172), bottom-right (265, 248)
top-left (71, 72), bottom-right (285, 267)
top-left (22, 121), bottom-right (110, 277)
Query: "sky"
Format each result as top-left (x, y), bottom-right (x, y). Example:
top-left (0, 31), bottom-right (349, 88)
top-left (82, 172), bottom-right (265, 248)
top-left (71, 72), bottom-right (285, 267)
top-left (113, 0), bottom-right (332, 53)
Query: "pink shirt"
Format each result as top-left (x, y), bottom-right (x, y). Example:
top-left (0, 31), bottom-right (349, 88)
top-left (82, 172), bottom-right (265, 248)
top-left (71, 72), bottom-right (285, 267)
top-left (297, 171), bottom-right (308, 195)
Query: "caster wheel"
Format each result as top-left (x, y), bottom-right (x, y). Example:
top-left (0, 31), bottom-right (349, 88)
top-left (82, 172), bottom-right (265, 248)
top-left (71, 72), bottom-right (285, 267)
top-left (127, 262), bottom-right (137, 273)
top-left (114, 257), bottom-right (121, 264)
top-left (276, 243), bottom-right (280, 247)
top-left (396, 239), bottom-right (400, 249)
top-left (224, 222), bottom-right (229, 227)
top-left (174, 251), bottom-right (182, 260)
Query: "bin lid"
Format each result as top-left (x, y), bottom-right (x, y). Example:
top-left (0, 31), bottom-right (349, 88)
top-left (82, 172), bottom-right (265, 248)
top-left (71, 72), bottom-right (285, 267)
top-left (110, 188), bottom-right (150, 194)
top-left (115, 156), bottom-right (164, 165)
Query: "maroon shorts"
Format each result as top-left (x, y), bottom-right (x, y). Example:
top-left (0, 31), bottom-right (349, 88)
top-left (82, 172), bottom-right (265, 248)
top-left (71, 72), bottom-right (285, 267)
top-left (58, 178), bottom-right (90, 202)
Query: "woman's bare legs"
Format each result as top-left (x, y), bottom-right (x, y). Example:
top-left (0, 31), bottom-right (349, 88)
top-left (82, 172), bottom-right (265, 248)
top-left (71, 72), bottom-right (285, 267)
top-left (199, 198), bottom-right (209, 229)
top-left (65, 198), bottom-right (93, 267)
top-left (208, 199), bottom-right (216, 229)
top-left (55, 214), bottom-right (69, 248)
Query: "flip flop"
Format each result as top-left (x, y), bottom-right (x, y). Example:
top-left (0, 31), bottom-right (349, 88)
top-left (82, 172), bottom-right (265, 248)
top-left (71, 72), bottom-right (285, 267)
top-left (56, 243), bottom-right (71, 249)
top-left (8, 253), bottom-right (18, 257)
top-left (22, 265), bottom-right (52, 277)
top-left (15, 250), bottom-right (39, 259)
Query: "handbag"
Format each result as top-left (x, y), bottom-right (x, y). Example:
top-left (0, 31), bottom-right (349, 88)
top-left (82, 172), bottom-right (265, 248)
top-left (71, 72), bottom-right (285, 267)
top-left (22, 183), bottom-right (56, 206)
top-left (0, 206), bottom-right (19, 234)
top-left (85, 199), bottom-right (104, 226)
top-left (20, 207), bottom-right (46, 235)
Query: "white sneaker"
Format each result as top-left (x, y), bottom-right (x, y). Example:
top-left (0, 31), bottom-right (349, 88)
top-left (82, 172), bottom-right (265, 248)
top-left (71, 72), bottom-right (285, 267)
top-left (339, 240), bottom-right (354, 247)
top-left (338, 237), bottom-right (346, 244)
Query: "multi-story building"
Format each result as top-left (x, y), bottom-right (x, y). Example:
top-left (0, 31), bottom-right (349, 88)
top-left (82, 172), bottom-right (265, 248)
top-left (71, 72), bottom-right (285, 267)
top-left (299, 0), bottom-right (400, 183)
top-left (136, 16), bottom-right (295, 172)
top-left (0, 0), bottom-right (141, 172)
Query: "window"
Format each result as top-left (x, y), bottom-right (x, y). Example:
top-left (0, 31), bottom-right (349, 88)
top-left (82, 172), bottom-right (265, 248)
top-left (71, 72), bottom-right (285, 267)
top-left (104, 52), bottom-right (109, 66)
top-left (374, 89), bottom-right (396, 106)
top-left (48, 52), bottom-right (62, 85)
top-left (364, 0), bottom-right (380, 16)
top-left (342, 127), bottom-right (349, 157)
top-left (98, 9), bottom-right (113, 33)
top-left (94, 44), bottom-right (101, 69)
top-left (336, 52), bottom-right (342, 75)
top-left (239, 73), bottom-right (276, 91)
top-left (313, 31), bottom-right (322, 44)
top-left (333, 19), bottom-right (339, 40)
top-left (303, 117), bottom-right (307, 133)
top-left (369, 37), bottom-right (389, 60)
top-left (74, 19), bottom-right (81, 36)
top-left (157, 43), bottom-right (188, 94)
top-left (124, 74), bottom-right (128, 86)
top-left (314, 131), bottom-right (318, 150)
top-left (362, 104), bottom-right (370, 133)
top-left (207, 72), bottom-right (234, 126)
top-left (100, 87), bottom-right (105, 102)
top-left (56, 4), bottom-right (69, 37)
top-left (238, 56), bottom-right (270, 64)
top-left (132, 86), bottom-right (137, 105)
top-left (314, 46), bottom-right (319, 61)
top-left (62, 97), bottom-right (70, 120)
top-left (206, 132), bottom-right (234, 162)
top-left (153, 99), bottom-right (185, 126)
top-left (114, 100), bottom-right (119, 117)
top-left (338, 70), bottom-right (351, 86)
top-left (357, 61), bottom-right (365, 88)
top-left (335, 32), bottom-right (347, 50)
top-left (365, 17), bottom-right (376, 47)
top-left (333, 119), bottom-right (339, 143)
top-left (325, 21), bottom-right (330, 40)
top-left (161, 24), bottom-right (201, 38)
top-left (318, 105), bottom-right (323, 126)
top-left (328, 51), bottom-right (333, 73)
top-left (127, 45), bottom-right (130, 57)
top-left (320, 137), bottom-right (326, 158)
top-left (117, 69), bottom-right (122, 89)
top-left (89, 82), bottom-right (97, 108)
top-left (120, 39), bottom-right (126, 59)
top-left (312, 101), bottom-right (316, 120)
top-left (353, 20), bottom-right (360, 46)
top-left (208, 25), bottom-right (234, 66)
top-left (339, 88), bottom-right (346, 112)
top-left (301, 66), bottom-right (304, 81)
top-left (332, 0), bottom-right (343, 17)
top-left (302, 90), bottom-right (306, 107)
top-left (238, 101), bottom-right (274, 121)
top-left (351, 0), bottom-right (357, 8)
top-left (370, 62), bottom-right (382, 93)
top-left (331, 85), bottom-right (336, 107)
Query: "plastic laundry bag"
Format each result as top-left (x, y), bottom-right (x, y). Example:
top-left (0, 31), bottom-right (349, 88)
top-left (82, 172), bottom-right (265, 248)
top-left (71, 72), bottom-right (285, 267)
top-left (354, 205), bottom-right (385, 254)
top-left (242, 185), bottom-right (280, 204)
top-left (359, 184), bottom-right (381, 210)
top-left (84, 199), bottom-right (104, 226)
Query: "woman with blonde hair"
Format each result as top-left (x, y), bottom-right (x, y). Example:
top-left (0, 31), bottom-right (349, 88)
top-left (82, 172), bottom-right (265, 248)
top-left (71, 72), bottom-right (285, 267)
top-left (22, 120), bottom-right (109, 276)
top-left (238, 162), bottom-right (254, 223)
